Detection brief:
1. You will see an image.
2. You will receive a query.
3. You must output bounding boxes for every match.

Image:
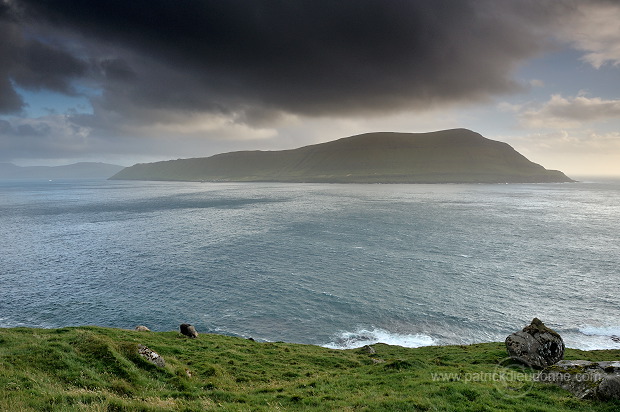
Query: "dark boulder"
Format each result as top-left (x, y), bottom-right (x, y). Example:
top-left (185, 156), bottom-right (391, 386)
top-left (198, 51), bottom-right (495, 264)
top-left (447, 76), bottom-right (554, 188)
top-left (599, 374), bottom-right (620, 401)
top-left (180, 323), bottom-right (199, 338)
top-left (505, 318), bottom-right (564, 369)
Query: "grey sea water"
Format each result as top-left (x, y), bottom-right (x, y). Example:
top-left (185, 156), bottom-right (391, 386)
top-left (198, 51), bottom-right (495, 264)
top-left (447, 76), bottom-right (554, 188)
top-left (1, 178), bottom-right (619, 350)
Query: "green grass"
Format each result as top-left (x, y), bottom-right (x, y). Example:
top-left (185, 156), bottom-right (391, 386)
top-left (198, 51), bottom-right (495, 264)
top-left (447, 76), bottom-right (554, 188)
top-left (1, 326), bottom-right (618, 411)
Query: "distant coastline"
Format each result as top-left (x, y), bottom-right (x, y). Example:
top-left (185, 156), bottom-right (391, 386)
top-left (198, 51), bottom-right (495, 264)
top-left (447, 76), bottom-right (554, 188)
top-left (0, 162), bottom-right (124, 180)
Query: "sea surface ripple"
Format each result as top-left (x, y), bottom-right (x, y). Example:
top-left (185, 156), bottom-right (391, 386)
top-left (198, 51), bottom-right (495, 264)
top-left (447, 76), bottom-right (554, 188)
top-left (1, 178), bottom-right (618, 350)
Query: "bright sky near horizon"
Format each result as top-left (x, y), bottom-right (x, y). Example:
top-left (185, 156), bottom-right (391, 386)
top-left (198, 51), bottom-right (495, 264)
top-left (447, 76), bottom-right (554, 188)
top-left (1, 0), bottom-right (620, 176)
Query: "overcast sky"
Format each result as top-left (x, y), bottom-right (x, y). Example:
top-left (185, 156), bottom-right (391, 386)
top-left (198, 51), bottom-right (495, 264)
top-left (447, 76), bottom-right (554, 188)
top-left (1, 0), bottom-right (619, 176)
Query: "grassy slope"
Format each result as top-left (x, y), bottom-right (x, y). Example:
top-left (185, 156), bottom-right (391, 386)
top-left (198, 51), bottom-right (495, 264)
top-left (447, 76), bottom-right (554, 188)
top-left (110, 129), bottom-right (573, 183)
top-left (1, 327), bottom-right (618, 411)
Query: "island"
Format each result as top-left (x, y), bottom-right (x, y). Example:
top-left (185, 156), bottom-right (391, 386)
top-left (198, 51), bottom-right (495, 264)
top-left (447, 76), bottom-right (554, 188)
top-left (110, 129), bottom-right (573, 183)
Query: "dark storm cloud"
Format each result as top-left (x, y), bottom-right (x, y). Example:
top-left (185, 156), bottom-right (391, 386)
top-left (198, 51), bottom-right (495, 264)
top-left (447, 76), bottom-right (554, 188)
top-left (4, 0), bottom-right (566, 122)
top-left (11, 40), bottom-right (88, 93)
top-left (0, 19), bottom-right (27, 113)
top-left (0, 3), bottom-right (87, 113)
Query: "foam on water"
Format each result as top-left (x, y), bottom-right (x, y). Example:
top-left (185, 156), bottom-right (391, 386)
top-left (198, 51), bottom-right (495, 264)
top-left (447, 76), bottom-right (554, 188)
top-left (579, 325), bottom-right (620, 337)
top-left (323, 328), bottom-right (435, 349)
top-left (558, 326), bottom-right (620, 350)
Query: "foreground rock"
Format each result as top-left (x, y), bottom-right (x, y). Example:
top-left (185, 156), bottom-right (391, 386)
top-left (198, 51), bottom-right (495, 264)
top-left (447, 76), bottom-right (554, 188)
top-left (180, 323), bottom-right (199, 338)
top-left (537, 360), bottom-right (620, 400)
top-left (505, 318), bottom-right (565, 369)
top-left (137, 344), bottom-right (165, 367)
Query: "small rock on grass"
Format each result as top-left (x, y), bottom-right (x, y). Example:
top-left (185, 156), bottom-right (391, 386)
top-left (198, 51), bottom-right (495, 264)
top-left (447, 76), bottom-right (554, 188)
top-left (138, 344), bottom-right (165, 368)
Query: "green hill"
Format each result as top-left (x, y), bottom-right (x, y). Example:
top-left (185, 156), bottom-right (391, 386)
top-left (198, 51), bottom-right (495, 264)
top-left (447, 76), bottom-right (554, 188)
top-left (110, 129), bottom-right (573, 183)
top-left (1, 326), bottom-right (619, 411)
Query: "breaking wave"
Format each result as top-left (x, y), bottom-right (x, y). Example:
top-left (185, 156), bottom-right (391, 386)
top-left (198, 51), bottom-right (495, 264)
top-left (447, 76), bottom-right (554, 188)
top-left (559, 325), bottom-right (620, 350)
top-left (579, 325), bottom-right (620, 338)
top-left (323, 328), bottom-right (435, 350)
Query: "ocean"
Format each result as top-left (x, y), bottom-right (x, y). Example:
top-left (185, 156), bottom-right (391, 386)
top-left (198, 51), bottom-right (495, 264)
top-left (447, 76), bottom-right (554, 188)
top-left (1, 178), bottom-right (619, 350)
